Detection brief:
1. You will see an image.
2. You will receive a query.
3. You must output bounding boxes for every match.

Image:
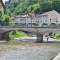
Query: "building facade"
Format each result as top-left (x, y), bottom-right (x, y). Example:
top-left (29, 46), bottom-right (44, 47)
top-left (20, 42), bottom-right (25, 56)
top-left (39, 10), bottom-right (60, 26)
top-left (11, 14), bottom-right (40, 27)
top-left (11, 10), bottom-right (60, 27)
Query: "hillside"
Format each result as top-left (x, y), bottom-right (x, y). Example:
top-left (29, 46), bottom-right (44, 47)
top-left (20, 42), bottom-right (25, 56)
top-left (5, 0), bottom-right (60, 16)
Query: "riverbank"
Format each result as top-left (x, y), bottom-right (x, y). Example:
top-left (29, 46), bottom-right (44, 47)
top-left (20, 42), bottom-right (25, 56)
top-left (53, 53), bottom-right (60, 60)
top-left (10, 36), bottom-right (60, 43)
top-left (48, 32), bottom-right (60, 40)
top-left (14, 36), bottom-right (36, 40)
top-left (0, 40), bottom-right (6, 43)
top-left (10, 36), bottom-right (37, 43)
top-left (0, 36), bottom-right (60, 43)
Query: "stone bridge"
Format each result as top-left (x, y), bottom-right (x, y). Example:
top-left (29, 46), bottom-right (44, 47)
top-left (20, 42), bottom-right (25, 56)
top-left (0, 26), bottom-right (60, 42)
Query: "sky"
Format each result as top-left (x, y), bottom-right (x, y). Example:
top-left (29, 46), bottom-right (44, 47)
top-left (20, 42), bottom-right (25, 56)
top-left (3, 0), bottom-right (8, 3)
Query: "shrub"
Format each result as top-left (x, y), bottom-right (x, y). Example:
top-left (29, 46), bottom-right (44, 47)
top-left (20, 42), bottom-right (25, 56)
top-left (48, 32), bottom-right (53, 36)
top-left (42, 23), bottom-right (47, 25)
top-left (51, 23), bottom-right (56, 26)
top-left (52, 33), bottom-right (56, 36)
top-left (55, 34), bottom-right (60, 39)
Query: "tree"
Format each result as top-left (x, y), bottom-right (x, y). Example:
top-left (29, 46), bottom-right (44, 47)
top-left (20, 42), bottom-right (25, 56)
top-left (52, 0), bottom-right (60, 13)
top-left (4, 15), bottom-right (11, 26)
top-left (40, 2), bottom-right (53, 14)
top-left (5, 0), bottom-right (60, 16)
top-left (28, 3), bottom-right (40, 13)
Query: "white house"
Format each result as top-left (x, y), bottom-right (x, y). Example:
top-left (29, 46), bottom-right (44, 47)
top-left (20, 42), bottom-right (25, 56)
top-left (39, 10), bottom-right (60, 26)
top-left (11, 14), bottom-right (40, 27)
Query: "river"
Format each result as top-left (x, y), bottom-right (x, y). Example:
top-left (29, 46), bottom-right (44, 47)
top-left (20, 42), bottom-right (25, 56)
top-left (0, 41), bottom-right (60, 60)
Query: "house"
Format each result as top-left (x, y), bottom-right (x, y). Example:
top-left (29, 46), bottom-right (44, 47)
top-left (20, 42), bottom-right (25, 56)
top-left (11, 14), bottom-right (40, 27)
top-left (39, 10), bottom-right (60, 26)
top-left (0, 0), bottom-right (5, 16)
top-left (11, 10), bottom-right (60, 27)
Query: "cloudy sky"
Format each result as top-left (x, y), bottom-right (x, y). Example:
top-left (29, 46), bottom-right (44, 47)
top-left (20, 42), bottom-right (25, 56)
top-left (3, 0), bottom-right (8, 3)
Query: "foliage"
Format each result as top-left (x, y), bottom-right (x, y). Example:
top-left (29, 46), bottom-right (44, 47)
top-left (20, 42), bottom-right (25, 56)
top-left (27, 3), bottom-right (40, 14)
top-left (9, 30), bottom-right (27, 39)
top-left (0, 14), bottom-right (14, 26)
top-left (42, 23), bottom-right (47, 25)
top-left (51, 23), bottom-right (56, 26)
top-left (5, 0), bottom-right (60, 16)
top-left (48, 32), bottom-right (53, 36)
top-left (52, 0), bottom-right (60, 13)
top-left (48, 32), bottom-right (60, 39)
top-left (4, 15), bottom-right (10, 22)
top-left (40, 2), bottom-right (53, 14)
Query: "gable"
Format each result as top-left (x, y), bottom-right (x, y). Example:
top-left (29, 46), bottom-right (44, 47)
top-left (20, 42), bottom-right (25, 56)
top-left (40, 10), bottom-right (59, 16)
top-left (49, 10), bottom-right (60, 17)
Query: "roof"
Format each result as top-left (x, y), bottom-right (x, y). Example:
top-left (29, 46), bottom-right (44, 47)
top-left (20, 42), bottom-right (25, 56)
top-left (0, 0), bottom-right (5, 9)
top-left (11, 14), bottom-right (36, 20)
top-left (15, 14), bottom-right (35, 18)
top-left (40, 10), bottom-right (58, 16)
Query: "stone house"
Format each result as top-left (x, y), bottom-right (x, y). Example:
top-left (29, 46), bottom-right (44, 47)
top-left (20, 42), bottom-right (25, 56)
top-left (39, 10), bottom-right (60, 26)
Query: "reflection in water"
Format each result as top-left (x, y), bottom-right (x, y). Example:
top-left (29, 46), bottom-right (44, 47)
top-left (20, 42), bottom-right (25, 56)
top-left (0, 41), bottom-right (60, 60)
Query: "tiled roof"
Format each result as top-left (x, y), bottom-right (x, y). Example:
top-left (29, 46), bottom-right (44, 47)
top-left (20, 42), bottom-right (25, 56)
top-left (40, 10), bottom-right (58, 16)
top-left (15, 14), bottom-right (35, 18)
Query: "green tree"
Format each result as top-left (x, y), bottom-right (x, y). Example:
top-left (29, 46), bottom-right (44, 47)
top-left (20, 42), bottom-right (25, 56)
top-left (28, 3), bottom-right (40, 13)
top-left (40, 2), bottom-right (53, 13)
top-left (52, 0), bottom-right (60, 13)
top-left (5, 0), bottom-right (60, 16)
top-left (4, 15), bottom-right (11, 26)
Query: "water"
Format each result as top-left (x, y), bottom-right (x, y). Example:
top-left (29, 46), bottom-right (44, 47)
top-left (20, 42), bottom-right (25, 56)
top-left (0, 40), bottom-right (60, 60)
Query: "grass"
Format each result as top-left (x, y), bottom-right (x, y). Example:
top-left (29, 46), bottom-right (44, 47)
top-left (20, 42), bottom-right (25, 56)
top-left (48, 32), bottom-right (60, 40)
top-left (9, 30), bottom-right (27, 39)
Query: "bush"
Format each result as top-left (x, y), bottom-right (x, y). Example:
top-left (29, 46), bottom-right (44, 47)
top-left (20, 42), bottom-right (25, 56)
top-left (52, 33), bottom-right (56, 36)
top-left (48, 32), bottom-right (53, 36)
top-left (9, 30), bottom-right (27, 39)
top-left (55, 34), bottom-right (60, 39)
top-left (59, 35), bottom-right (60, 37)
top-left (51, 23), bottom-right (56, 26)
top-left (12, 30), bottom-right (16, 35)
top-left (42, 23), bottom-right (47, 25)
